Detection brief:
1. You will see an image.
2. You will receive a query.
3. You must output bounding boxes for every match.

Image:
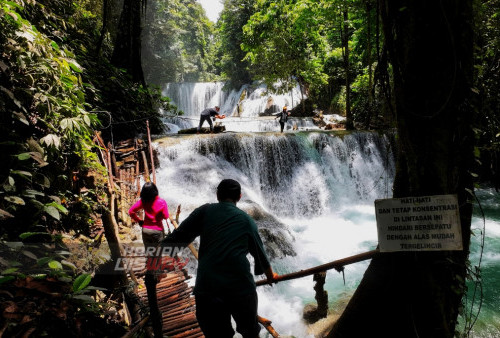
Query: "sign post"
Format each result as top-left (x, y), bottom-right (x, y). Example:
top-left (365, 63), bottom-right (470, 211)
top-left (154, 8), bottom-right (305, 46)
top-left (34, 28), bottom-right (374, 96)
top-left (375, 194), bottom-right (463, 252)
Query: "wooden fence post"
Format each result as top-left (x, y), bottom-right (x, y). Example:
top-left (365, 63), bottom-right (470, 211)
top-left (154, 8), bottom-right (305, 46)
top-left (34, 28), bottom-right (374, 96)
top-left (146, 120), bottom-right (156, 184)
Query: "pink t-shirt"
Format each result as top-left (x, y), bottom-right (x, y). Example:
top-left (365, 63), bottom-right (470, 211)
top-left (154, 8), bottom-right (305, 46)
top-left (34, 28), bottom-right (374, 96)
top-left (128, 196), bottom-right (169, 231)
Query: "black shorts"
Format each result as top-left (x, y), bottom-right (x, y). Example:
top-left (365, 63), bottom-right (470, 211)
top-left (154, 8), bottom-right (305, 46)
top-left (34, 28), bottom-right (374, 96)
top-left (195, 292), bottom-right (261, 338)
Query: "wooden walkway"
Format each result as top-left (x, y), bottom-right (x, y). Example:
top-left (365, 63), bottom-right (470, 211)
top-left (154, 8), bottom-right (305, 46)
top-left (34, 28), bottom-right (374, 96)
top-left (137, 270), bottom-right (203, 337)
top-left (95, 130), bottom-right (205, 337)
top-left (96, 130), bottom-right (376, 338)
top-left (118, 250), bottom-right (204, 337)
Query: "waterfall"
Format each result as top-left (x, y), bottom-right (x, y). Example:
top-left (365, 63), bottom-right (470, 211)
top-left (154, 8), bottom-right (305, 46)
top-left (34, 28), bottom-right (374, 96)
top-left (153, 130), bottom-right (500, 337)
top-left (162, 82), bottom-right (308, 132)
top-left (155, 131), bottom-right (395, 335)
top-left (163, 82), bottom-right (228, 117)
top-left (156, 131), bottom-right (395, 217)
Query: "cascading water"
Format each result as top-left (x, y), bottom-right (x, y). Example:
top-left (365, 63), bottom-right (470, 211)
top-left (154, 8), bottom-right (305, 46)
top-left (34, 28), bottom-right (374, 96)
top-left (459, 188), bottom-right (500, 337)
top-left (161, 82), bottom-right (322, 133)
top-left (154, 130), bottom-right (500, 337)
top-left (155, 131), bottom-right (396, 336)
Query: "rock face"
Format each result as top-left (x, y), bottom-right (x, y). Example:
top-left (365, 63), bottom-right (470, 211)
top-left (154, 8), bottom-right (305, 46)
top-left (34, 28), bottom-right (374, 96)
top-left (324, 123), bottom-right (344, 130)
top-left (261, 103), bottom-right (281, 116)
top-left (177, 125), bottom-right (226, 134)
top-left (303, 304), bottom-right (322, 323)
top-left (239, 200), bottom-right (296, 260)
top-left (312, 115), bottom-right (327, 128)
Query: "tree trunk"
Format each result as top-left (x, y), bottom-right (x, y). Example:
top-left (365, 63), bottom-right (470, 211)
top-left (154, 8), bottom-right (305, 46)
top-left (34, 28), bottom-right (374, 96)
top-left (111, 0), bottom-right (145, 84)
top-left (364, 0), bottom-right (374, 129)
top-left (366, 1), bottom-right (373, 104)
top-left (95, 0), bottom-right (109, 57)
top-left (328, 1), bottom-right (474, 337)
top-left (343, 9), bottom-right (354, 130)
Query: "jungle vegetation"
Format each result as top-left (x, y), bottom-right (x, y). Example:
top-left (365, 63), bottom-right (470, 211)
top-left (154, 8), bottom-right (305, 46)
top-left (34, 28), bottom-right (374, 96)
top-left (1, 0), bottom-right (499, 335)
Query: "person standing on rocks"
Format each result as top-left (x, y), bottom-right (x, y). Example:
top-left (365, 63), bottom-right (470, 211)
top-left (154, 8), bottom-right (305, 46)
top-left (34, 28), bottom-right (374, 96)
top-left (275, 106), bottom-right (290, 133)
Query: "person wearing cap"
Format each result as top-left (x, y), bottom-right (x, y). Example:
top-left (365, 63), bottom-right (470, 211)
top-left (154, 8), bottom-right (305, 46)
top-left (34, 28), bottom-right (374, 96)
top-left (197, 106), bottom-right (225, 133)
top-left (160, 179), bottom-right (278, 337)
top-left (274, 106), bottom-right (291, 133)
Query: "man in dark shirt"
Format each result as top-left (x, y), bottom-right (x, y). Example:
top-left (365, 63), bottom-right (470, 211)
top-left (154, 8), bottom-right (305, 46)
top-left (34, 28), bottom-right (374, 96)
top-left (197, 106), bottom-right (225, 133)
top-left (161, 179), bottom-right (278, 337)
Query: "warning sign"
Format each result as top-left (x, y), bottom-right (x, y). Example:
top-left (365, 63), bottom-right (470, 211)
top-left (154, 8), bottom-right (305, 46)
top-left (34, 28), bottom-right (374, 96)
top-left (375, 194), bottom-right (463, 252)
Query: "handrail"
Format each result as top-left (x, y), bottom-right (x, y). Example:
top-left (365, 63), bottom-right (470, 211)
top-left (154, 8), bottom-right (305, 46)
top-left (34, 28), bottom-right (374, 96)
top-left (256, 249), bottom-right (379, 286)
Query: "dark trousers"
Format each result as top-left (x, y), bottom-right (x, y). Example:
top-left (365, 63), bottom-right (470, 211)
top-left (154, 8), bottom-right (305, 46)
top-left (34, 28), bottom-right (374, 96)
top-left (279, 121), bottom-right (285, 132)
top-left (198, 114), bottom-right (213, 131)
top-left (142, 228), bottom-right (164, 337)
top-left (195, 292), bottom-right (261, 338)
top-left (142, 228), bottom-right (164, 251)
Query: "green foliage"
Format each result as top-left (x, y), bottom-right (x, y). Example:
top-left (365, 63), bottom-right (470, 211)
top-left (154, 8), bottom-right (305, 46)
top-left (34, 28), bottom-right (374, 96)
top-left (0, 0), bottom-right (104, 238)
top-left (83, 56), bottom-right (175, 137)
top-left (72, 272), bottom-right (92, 292)
top-left (242, 0), bottom-right (330, 94)
top-left (217, 0), bottom-right (255, 89)
top-left (0, 0), bottom-right (175, 240)
top-left (142, 0), bottom-right (216, 84)
top-left (0, 232), bottom-right (89, 282)
top-left (0, 234), bottom-right (117, 336)
top-left (472, 0), bottom-right (500, 187)
top-left (216, 0), bottom-right (395, 126)
top-left (350, 68), bottom-right (392, 129)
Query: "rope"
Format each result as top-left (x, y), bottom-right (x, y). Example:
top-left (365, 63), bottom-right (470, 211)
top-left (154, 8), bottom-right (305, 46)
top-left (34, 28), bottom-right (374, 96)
top-left (92, 111), bottom-right (163, 148)
top-left (92, 110), bottom-right (163, 127)
top-left (111, 116), bottom-right (156, 125)
top-left (92, 111), bottom-right (298, 138)
top-left (163, 114), bottom-right (283, 123)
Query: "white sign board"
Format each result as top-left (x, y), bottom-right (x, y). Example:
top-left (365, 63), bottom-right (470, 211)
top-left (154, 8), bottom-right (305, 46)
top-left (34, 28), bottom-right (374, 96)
top-left (375, 194), bottom-right (463, 252)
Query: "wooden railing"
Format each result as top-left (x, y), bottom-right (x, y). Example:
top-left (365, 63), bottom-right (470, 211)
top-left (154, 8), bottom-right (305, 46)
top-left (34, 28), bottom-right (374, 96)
top-left (256, 249), bottom-right (379, 287)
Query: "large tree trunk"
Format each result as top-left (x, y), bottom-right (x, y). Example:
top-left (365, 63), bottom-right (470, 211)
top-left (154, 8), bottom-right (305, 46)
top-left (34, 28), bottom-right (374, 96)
top-left (328, 1), bottom-right (474, 337)
top-left (364, 0), bottom-right (374, 129)
top-left (111, 0), bottom-right (145, 84)
top-left (342, 9), bottom-right (354, 130)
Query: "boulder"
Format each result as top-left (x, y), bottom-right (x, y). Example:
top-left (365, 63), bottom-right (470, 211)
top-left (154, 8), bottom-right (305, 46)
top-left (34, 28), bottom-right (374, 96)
top-left (239, 200), bottom-right (296, 260)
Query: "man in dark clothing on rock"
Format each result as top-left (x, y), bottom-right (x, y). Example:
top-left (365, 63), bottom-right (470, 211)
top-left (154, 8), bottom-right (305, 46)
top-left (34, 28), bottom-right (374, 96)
top-left (160, 179), bottom-right (278, 338)
top-left (197, 106), bottom-right (225, 133)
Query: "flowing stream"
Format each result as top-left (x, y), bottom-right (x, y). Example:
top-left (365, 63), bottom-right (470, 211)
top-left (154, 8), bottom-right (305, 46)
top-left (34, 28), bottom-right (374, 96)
top-left (155, 131), bottom-right (396, 336)
top-left (459, 188), bottom-right (500, 337)
top-left (155, 82), bottom-right (500, 337)
top-left (161, 82), bottom-right (322, 133)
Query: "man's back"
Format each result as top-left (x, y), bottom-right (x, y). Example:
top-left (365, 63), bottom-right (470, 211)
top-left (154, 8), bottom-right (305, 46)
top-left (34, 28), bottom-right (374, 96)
top-left (200, 108), bottom-right (216, 116)
top-left (162, 201), bottom-right (270, 296)
top-left (160, 179), bottom-right (277, 338)
top-left (196, 202), bottom-right (268, 296)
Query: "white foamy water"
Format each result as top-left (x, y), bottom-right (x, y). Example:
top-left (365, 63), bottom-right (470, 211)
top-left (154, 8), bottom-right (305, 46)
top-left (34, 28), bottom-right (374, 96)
top-left (162, 82), bottom-right (310, 133)
top-left (153, 130), bottom-right (500, 337)
top-left (154, 131), bottom-right (395, 336)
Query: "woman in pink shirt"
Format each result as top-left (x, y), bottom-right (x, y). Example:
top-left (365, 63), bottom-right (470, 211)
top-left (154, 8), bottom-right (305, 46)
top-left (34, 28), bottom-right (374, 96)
top-left (129, 182), bottom-right (171, 337)
top-left (129, 182), bottom-right (171, 249)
